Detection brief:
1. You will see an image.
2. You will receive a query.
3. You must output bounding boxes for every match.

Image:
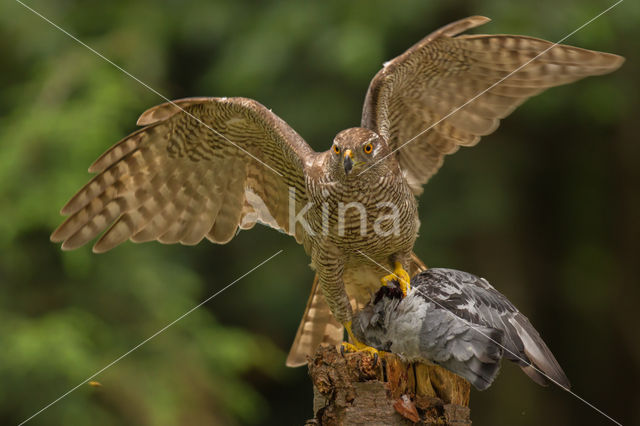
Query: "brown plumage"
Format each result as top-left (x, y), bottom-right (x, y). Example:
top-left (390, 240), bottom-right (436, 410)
top-left (363, 16), bottom-right (625, 194)
top-left (50, 16), bottom-right (624, 367)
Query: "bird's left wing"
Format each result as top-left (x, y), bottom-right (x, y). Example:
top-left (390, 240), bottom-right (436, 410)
top-left (51, 97), bottom-right (315, 252)
top-left (361, 16), bottom-right (624, 194)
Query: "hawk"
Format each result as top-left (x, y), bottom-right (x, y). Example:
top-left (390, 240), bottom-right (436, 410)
top-left (50, 16), bottom-right (623, 366)
top-left (352, 269), bottom-right (571, 391)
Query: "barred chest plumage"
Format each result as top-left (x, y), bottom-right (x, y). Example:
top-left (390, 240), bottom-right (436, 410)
top-left (304, 172), bottom-right (419, 260)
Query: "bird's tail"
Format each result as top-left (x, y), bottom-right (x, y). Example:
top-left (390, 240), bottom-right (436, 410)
top-left (285, 273), bottom-right (344, 367)
top-left (409, 252), bottom-right (428, 274)
top-left (286, 252), bottom-right (427, 367)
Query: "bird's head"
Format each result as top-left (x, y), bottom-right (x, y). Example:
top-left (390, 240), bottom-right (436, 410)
top-left (328, 128), bottom-right (391, 182)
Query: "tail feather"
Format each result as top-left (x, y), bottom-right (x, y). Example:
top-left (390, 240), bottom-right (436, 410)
top-left (286, 274), bottom-right (343, 367)
top-left (409, 252), bottom-right (428, 275)
top-left (464, 356), bottom-right (500, 391)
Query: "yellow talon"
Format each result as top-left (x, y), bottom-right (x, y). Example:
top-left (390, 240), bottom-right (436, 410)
top-left (342, 321), bottom-right (381, 360)
top-left (381, 261), bottom-right (411, 296)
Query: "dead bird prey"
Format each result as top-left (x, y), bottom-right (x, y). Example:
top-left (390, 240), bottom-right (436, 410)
top-left (352, 268), bottom-right (570, 391)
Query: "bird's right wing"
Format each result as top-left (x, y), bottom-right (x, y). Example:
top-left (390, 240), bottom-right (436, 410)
top-left (51, 97), bottom-right (316, 252)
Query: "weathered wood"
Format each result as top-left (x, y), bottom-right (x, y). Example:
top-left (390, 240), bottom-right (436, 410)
top-left (307, 345), bottom-right (471, 425)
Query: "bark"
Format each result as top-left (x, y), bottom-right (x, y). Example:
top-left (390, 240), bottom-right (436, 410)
top-left (306, 345), bottom-right (471, 425)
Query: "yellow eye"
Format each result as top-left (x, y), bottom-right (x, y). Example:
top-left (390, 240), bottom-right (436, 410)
top-left (333, 145), bottom-right (340, 155)
top-left (364, 143), bottom-right (373, 154)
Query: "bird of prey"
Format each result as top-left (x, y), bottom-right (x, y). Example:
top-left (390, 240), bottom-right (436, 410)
top-left (49, 16), bottom-right (624, 367)
top-left (352, 269), bottom-right (571, 391)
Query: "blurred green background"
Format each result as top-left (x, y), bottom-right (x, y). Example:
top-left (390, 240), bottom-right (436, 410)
top-left (1, 0), bottom-right (638, 424)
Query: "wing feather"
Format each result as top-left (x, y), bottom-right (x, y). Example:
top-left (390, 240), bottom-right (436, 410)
top-left (362, 16), bottom-right (624, 194)
top-left (52, 97), bottom-right (315, 252)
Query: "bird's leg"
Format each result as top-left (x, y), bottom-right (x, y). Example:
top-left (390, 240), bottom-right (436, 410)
top-left (381, 261), bottom-right (411, 296)
top-left (314, 247), bottom-right (381, 362)
top-left (341, 321), bottom-right (380, 362)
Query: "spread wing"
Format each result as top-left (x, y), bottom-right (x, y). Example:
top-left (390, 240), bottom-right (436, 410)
top-left (51, 97), bottom-right (315, 252)
top-left (361, 16), bottom-right (625, 194)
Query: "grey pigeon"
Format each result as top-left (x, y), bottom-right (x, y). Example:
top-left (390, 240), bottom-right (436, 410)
top-left (352, 268), bottom-right (571, 391)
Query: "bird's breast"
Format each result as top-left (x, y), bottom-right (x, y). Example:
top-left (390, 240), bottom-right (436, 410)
top-left (306, 175), bottom-right (419, 257)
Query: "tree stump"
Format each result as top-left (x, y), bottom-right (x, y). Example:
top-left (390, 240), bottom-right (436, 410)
top-left (307, 345), bottom-right (471, 425)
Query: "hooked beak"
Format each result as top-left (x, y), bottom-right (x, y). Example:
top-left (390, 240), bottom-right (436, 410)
top-left (343, 149), bottom-right (354, 175)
